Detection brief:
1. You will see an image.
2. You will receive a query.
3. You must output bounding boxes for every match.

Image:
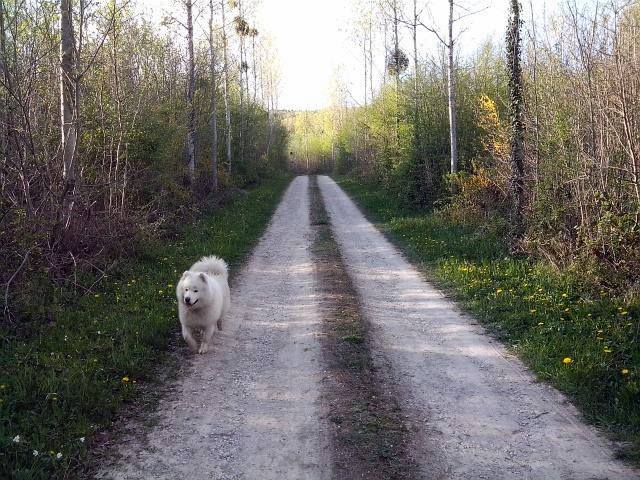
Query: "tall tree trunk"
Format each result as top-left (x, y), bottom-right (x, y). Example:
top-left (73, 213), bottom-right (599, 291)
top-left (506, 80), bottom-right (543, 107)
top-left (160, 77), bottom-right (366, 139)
top-left (393, 0), bottom-right (399, 95)
top-left (412, 0), bottom-right (419, 151)
top-left (185, 0), bottom-right (196, 186)
top-left (221, 0), bottom-right (232, 174)
top-left (237, 0), bottom-right (245, 169)
top-left (368, 18), bottom-right (374, 103)
top-left (392, 0), bottom-right (400, 145)
top-left (363, 36), bottom-right (368, 106)
top-left (447, 0), bottom-right (458, 174)
top-left (413, 0), bottom-right (418, 100)
top-left (251, 31), bottom-right (257, 103)
top-left (0, 1), bottom-right (11, 189)
top-left (507, 0), bottom-right (525, 233)
top-left (60, 0), bottom-right (78, 229)
top-left (209, 0), bottom-right (218, 192)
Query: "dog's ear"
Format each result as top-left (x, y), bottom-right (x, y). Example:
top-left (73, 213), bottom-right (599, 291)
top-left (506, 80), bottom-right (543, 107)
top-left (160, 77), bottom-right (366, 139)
top-left (199, 272), bottom-right (207, 283)
top-left (181, 271), bottom-right (189, 278)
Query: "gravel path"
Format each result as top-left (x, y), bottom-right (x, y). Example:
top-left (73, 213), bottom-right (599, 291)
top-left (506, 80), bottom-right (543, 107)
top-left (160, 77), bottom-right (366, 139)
top-left (98, 176), bottom-right (331, 480)
top-left (97, 175), bottom-right (638, 480)
top-left (318, 175), bottom-right (638, 480)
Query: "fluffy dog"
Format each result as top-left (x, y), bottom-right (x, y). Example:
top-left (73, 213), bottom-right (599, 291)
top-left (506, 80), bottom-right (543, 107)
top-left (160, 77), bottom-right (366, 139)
top-left (176, 255), bottom-right (230, 354)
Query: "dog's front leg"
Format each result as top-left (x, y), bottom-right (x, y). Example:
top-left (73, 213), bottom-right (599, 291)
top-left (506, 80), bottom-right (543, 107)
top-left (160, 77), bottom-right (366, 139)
top-left (199, 324), bottom-right (216, 354)
top-left (181, 325), bottom-right (199, 352)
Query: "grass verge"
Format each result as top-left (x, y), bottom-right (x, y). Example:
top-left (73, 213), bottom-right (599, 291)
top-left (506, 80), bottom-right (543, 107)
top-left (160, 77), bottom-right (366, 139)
top-left (336, 176), bottom-right (640, 461)
top-left (0, 176), bottom-right (291, 479)
top-left (309, 176), bottom-right (418, 479)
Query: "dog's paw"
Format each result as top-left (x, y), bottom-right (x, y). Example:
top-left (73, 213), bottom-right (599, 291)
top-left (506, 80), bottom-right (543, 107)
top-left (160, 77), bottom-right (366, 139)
top-left (198, 344), bottom-right (209, 354)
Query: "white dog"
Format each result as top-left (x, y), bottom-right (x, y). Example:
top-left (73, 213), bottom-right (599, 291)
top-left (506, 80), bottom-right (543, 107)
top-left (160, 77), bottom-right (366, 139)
top-left (176, 255), bottom-right (230, 354)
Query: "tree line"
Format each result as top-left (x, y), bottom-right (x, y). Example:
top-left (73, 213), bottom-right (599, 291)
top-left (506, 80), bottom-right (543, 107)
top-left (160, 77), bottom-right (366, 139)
top-left (0, 0), bottom-right (288, 320)
top-left (290, 0), bottom-right (640, 292)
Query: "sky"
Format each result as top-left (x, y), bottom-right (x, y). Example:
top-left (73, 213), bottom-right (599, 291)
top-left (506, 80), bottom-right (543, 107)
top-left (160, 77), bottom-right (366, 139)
top-left (141, 0), bottom-right (589, 111)
top-left (254, 0), bottom-right (511, 110)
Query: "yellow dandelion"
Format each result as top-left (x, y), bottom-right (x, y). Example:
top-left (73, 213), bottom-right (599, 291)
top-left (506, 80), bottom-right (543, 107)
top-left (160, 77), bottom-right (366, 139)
top-left (621, 369), bottom-right (630, 375)
top-left (603, 348), bottom-right (612, 353)
top-left (538, 322), bottom-right (544, 326)
top-left (621, 311), bottom-right (628, 315)
top-left (530, 309), bottom-right (537, 314)
top-left (94, 294), bottom-right (100, 298)
top-left (496, 288), bottom-right (503, 294)
top-left (562, 293), bottom-right (568, 298)
top-left (563, 357), bottom-right (573, 364)
top-left (122, 376), bottom-right (130, 383)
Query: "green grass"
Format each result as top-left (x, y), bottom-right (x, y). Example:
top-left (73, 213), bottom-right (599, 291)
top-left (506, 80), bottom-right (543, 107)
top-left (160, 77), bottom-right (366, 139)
top-left (337, 176), bottom-right (640, 460)
top-left (0, 176), bottom-right (290, 479)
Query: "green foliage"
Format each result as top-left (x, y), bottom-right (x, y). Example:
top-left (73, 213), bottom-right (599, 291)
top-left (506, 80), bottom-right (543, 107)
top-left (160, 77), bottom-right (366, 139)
top-left (338, 176), bottom-right (640, 460)
top-left (0, 176), bottom-right (290, 479)
top-left (286, 41), bottom-right (507, 210)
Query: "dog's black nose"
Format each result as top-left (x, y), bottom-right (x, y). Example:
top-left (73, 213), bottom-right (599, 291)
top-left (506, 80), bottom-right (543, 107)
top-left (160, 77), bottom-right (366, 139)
top-left (184, 296), bottom-right (191, 304)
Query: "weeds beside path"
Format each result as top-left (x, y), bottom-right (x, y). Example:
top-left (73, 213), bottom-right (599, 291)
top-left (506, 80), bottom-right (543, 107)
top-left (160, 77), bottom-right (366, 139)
top-left (337, 176), bottom-right (640, 463)
top-left (0, 176), bottom-right (291, 479)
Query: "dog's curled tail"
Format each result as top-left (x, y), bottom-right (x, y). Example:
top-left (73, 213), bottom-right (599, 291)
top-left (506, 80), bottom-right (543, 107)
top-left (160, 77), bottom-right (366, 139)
top-left (191, 255), bottom-right (229, 279)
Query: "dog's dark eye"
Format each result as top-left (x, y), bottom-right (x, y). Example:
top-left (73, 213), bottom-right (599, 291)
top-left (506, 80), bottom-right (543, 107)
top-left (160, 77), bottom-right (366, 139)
top-left (193, 290), bottom-right (198, 293)
top-left (185, 288), bottom-right (189, 291)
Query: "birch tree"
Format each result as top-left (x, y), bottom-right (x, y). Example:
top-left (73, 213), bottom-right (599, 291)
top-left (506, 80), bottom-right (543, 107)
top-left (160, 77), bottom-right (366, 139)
top-left (209, 0), bottom-right (218, 191)
top-left (220, 0), bottom-right (232, 173)
top-left (418, 1), bottom-right (487, 174)
top-left (446, 0), bottom-right (458, 174)
top-left (185, 0), bottom-right (196, 186)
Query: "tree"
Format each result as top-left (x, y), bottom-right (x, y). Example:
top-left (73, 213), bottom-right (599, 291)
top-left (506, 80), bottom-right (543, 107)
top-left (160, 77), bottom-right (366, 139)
top-left (233, 6), bottom-right (251, 169)
top-left (60, 0), bottom-right (79, 229)
top-left (419, 1), bottom-right (487, 174)
top-left (507, 0), bottom-right (524, 233)
top-left (185, 0), bottom-right (196, 186)
top-left (209, 0), bottom-right (219, 192)
top-left (249, 27), bottom-right (258, 103)
top-left (220, 0), bottom-right (232, 174)
top-left (446, 0), bottom-right (458, 174)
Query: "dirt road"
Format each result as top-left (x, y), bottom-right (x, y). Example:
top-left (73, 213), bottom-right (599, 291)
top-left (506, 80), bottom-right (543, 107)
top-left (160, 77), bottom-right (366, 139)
top-left (98, 176), bottom-right (331, 479)
top-left (318, 175), bottom-right (637, 480)
top-left (99, 175), bottom-right (637, 480)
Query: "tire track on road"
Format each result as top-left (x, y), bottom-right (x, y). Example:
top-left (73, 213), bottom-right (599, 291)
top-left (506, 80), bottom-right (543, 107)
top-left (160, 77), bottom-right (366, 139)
top-left (98, 176), bottom-right (331, 480)
top-left (319, 175), bottom-right (638, 480)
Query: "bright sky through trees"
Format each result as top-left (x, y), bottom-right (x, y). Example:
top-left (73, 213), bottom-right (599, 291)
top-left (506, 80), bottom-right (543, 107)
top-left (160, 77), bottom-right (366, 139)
top-left (143, 0), bottom-right (590, 110)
